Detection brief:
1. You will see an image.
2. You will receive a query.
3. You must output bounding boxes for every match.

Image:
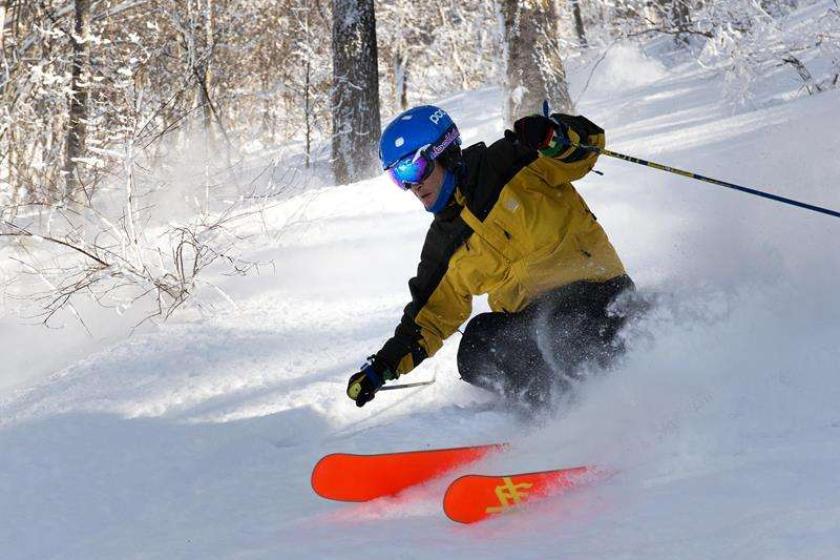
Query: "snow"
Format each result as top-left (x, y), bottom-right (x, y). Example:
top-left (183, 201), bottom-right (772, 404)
top-left (3, 16), bottom-right (840, 560)
top-left (582, 44), bottom-right (668, 94)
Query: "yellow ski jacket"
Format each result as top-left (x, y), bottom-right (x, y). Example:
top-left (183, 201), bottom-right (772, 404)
top-left (374, 118), bottom-right (628, 378)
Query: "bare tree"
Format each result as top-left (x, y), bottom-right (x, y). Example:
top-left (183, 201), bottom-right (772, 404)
top-left (331, 0), bottom-right (381, 184)
top-left (500, 0), bottom-right (574, 127)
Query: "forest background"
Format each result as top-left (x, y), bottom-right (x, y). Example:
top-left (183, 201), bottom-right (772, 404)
top-left (1, 0), bottom-right (838, 329)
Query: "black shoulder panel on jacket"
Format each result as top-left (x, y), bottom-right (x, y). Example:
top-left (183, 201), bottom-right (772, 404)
top-left (459, 137), bottom-right (538, 221)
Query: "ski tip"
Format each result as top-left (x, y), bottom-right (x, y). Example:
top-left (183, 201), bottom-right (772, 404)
top-left (310, 453), bottom-right (338, 501)
top-left (310, 453), bottom-right (368, 502)
top-left (442, 474), bottom-right (477, 524)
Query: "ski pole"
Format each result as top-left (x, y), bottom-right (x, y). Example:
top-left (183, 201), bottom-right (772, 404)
top-left (379, 378), bottom-right (436, 391)
top-left (576, 142), bottom-right (840, 220)
top-left (539, 100), bottom-right (839, 220)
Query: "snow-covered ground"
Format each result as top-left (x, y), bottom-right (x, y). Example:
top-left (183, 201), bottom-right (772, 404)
top-left (3, 22), bottom-right (840, 560)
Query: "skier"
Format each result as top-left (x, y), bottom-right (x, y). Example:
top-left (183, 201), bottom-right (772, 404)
top-left (347, 105), bottom-right (634, 409)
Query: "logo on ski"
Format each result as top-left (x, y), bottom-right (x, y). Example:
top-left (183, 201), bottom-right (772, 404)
top-left (485, 477), bottom-right (533, 514)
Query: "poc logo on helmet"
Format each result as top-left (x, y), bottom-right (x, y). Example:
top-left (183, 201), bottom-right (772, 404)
top-left (429, 109), bottom-right (446, 125)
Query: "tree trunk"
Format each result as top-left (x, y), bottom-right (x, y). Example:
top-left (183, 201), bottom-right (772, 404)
top-left (500, 0), bottom-right (573, 128)
top-left (64, 0), bottom-right (90, 204)
top-left (394, 49), bottom-right (409, 111)
top-left (305, 58), bottom-right (312, 169)
top-left (331, 0), bottom-right (381, 184)
top-left (190, 0), bottom-right (214, 149)
top-left (0, 2), bottom-right (7, 81)
top-left (201, 0), bottom-right (214, 134)
top-left (570, 0), bottom-right (587, 47)
top-left (303, 5), bottom-right (313, 169)
top-left (671, 0), bottom-right (692, 45)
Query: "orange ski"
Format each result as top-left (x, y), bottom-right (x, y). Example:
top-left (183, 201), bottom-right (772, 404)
top-left (443, 466), bottom-right (593, 524)
top-left (311, 444), bottom-right (506, 502)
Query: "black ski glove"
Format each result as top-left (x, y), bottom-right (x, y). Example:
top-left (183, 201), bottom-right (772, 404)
top-left (512, 114), bottom-right (570, 156)
top-left (347, 360), bottom-right (395, 408)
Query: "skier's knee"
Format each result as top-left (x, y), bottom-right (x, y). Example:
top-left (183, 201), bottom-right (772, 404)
top-left (457, 312), bottom-right (499, 382)
top-left (462, 311), bottom-right (500, 340)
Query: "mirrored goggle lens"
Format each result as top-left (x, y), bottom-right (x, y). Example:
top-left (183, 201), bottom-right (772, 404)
top-left (387, 154), bottom-right (433, 190)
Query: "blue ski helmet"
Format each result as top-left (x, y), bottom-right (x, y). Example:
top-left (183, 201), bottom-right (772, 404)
top-left (379, 105), bottom-right (461, 170)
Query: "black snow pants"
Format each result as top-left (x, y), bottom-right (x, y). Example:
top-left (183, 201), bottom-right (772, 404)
top-left (457, 275), bottom-right (635, 407)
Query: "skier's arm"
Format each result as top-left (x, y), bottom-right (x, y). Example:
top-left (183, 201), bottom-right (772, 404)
top-left (347, 254), bottom-right (471, 407)
top-left (374, 257), bottom-right (472, 379)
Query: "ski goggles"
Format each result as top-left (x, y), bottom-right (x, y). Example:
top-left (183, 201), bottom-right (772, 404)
top-left (384, 124), bottom-right (461, 190)
top-left (386, 147), bottom-right (435, 190)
